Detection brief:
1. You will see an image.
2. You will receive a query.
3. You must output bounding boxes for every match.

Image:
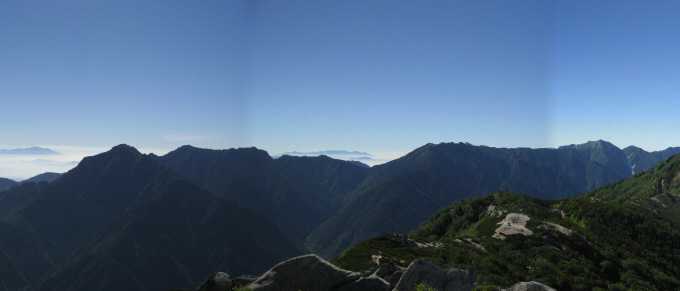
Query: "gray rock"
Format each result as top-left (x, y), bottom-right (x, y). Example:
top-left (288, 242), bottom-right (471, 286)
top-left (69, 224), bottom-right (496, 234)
top-left (362, 267), bottom-right (377, 277)
top-left (374, 261), bottom-right (404, 279)
top-left (393, 259), bottom-right (476, 291)
top-left (384, 270), bottom-right (404, 288)
top-left (372, 261), bottom-right (406, 289)
top-left (248, 254), bottom-right (361, 291)
top-left (466, 266), bottom-right (477, 285)
top-left (505, 281), bottom-right (557, 291)
top-left (196, 272), bottom-right (232, 291)
top-left (336, 276), bottom-right (390, 291)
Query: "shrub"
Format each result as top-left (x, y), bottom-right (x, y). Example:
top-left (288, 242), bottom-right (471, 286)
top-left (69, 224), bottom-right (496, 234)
top-left (414, 282), bottom-right (436, 291)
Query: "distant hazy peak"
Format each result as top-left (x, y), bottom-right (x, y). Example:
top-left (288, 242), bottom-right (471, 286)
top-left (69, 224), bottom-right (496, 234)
top-left (163, 145), bottom-right (273, 163)
top-left (0, 146), bottom-right (61, 155)
top-left (278, 150), bottom-right (373, 156)
top-left (21, 172), bottom-right (63, 184)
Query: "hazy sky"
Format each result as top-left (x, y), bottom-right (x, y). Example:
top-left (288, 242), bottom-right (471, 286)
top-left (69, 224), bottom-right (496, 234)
top-left (2, 1), bottom-right (680, 161)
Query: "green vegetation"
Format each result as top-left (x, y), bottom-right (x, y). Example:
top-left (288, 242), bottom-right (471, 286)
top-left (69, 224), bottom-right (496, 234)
top-left (231, 283), bottom-right (253, 291)
top-left (587, 152), bottom-right (680, 202)
top-left (309, 140), bottom-right (665, 258)
top-left (332, 191), bottom-right (680, 290)
top-left (414, 282), bottom-right (436, 291)
top-left (3, 141), bottom-right (680, 290)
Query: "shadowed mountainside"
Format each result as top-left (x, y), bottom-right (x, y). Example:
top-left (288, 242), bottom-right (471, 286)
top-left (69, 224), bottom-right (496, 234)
top-left (1, 140), bottom-right (678, 290)
top-left (0, 145), bottom-right (305, 291)
top-left (157, 146), bottom-right (369, 241)
top-left (0, 177), bottom-right (18, 192)
top-left (21, 172), bottom-right (62, 184)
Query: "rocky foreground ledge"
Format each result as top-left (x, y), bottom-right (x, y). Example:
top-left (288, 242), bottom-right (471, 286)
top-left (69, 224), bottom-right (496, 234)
top-left (196, 254), bottom-right (555, 291)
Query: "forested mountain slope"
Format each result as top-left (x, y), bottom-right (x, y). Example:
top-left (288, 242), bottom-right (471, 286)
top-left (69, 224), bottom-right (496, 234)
top-left (331, 192), bottom-right (680, 290)
top-left (308, 140), bottom-right (658, 257)
top-left (623, 145), bottom-right (680, 174)
top-left (588, 150), bottom-right (680, 202)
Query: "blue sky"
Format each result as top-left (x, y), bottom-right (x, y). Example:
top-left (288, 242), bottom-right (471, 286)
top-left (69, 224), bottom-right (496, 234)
top-left (2, 0), bottom-right (680, 164)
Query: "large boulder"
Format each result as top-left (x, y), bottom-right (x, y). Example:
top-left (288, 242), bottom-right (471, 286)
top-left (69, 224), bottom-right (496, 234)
top-left (372, 261), bottom-right (406, 289)
top-left (247, 254), bottom-right (361, 291)
top-left (374, 261), bottom-right (404, 279)
top-left (384, 270), bottom-right (404, 288)
top-left (336, 277), bottom-right (390, 291)
top-left (393, 259), bottom-right (477, 291)
top-left (196, 272), bottom-right (232, 291)
top-left (504, 281), bottom-right (556, 291)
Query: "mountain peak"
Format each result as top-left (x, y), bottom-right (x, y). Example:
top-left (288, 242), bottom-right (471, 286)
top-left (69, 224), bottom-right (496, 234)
top-left (0, 146), bottom-right (61, 155)
top-left (109, 144), bottom-right (141, 155)
top-left (580, 140), bottom-right (614, 149)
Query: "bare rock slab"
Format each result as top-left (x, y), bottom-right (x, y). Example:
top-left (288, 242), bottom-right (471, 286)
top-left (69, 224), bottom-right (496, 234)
top-left (393, 259), bottom-right (476, 291)
top-left (248, 254), bottom-right (361, 291)
top-left (197, 272), bottom-right (232, 291)
top-left (335, 276), bottom-right (390, 291)
top-left (504, 281), bottom-right (557, 291)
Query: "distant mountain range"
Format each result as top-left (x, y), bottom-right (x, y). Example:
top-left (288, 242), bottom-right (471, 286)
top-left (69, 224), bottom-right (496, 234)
top-left (0, 146), bottom-right (61, 155)
top-left (272, 150), bottom-right (391, 167)
top-left (0, 172), bottom-right (63, 192)
top-left (275, 150), bottom-right (373, 157)
top-left (328, 145), bottom-right (680, 290)
top-left (306, 140), bottom-right (680, 257)
top-left (0, 140), bottom-right (679, 290)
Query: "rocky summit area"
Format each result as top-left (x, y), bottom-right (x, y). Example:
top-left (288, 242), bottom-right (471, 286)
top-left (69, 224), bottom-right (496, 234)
top-left (196, 254), bottom-right (555, 291)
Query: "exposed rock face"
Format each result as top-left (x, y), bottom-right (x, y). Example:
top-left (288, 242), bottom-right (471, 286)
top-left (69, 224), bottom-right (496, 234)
top-left (503, 281), bottom-right (557, 291)
top-left (389, 233), bottom-right (443, 248)
top-left (247, 254), bottom-right (362, 291)
top-left (196, 272), bottom-right (232, 291)
top-left (374, 261), bottom-right (403, 279)
top-left (385, 270), bottom-right (405, 288)
top-left (493, 213), bottom-right (533, 240)
top-left (372, 261), bottom-right (406, 288)
top-left (335, 277), bottom-right (390, 291)
top-left (195, 256), bottom-right (555, 291)
top-left (393, 259), bottom-right (476, 291)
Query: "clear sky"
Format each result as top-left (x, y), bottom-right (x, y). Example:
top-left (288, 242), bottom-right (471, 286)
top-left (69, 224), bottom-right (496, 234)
top-left (2, 0), bottom-right (680, 165)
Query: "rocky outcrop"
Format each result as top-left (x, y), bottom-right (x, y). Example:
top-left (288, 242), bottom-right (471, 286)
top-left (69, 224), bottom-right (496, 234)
top-left (493, 213), bottom-right (533, 240)
top-left (503, 281), bottom-right (557, 291)
top-left (371, 261), bottom-right (406, 288)
top-left (196, 255), bottom-right (556, 291)
top-left (393, 259), bottom-right (476, 291)
top-left (196, 272), bottom-right (232, 291)
top-left (336, 277), bottom-right (390, 291)
top-left (246, 254), bottom-right (370, 291)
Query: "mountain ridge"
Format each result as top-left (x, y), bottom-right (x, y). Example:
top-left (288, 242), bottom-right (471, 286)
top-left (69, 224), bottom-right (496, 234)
top-left (0, 144), bottom-right (307, 291)
top-left (0, 146), bottom-right (61, 156)
top-left (1, 140), bottom-right (679, 290)
top-left (307, 140), bottom-right (680, 258)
